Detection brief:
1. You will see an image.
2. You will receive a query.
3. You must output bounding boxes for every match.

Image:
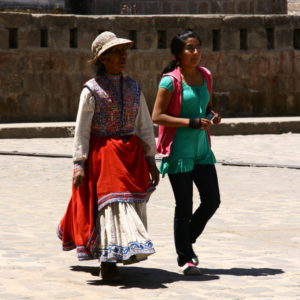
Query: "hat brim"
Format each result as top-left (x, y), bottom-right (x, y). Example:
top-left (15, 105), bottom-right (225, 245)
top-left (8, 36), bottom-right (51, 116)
top-left (97, 38), bottom-right (133, 58)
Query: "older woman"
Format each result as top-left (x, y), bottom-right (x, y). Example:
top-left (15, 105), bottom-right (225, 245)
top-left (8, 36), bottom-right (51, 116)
top-left (58, 31), bottom-right (159, 281)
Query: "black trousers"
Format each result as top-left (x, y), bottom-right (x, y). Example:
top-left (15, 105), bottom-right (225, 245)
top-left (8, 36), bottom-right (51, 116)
top-left (168, 164), bottom-right (220, 266)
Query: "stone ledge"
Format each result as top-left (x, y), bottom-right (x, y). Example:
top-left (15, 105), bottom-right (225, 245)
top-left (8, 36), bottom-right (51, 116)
top-left (0, 117), bottom-right (300, 138)
top-left (210, 117), bottom-right (300, 135)
top-left (0, 122), bottom-right (75, 138)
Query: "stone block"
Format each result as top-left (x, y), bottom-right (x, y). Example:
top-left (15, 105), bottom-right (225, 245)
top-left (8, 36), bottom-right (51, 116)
top-left (136, 30), bottom-right (157, 50)
top-left (275, 0), bottom-right (288, 13)
top-left (195, 17), bottom-right (223, 51)
top-left (221, 27), bottom-right (240, 50)
top-left (165, 27), bottom-right (179, 47)
top-left (171, 2), bottom-right (188, 14)
top-left (248, 28), bottom-right (268, 50)
top-left (162, 2), bottom-right (171, 14)
top-left (0, 12), bottom-right (32, 27)
top-left (249, 0), bottom-right (255, 14)
top-left (19, 26), bottom-right (40, 48)
top-left (238, 1), bottom-right (250, 14)
top-left (289, 14), bottom-right (300, 27)
top-left (37, 15), bottom-right (77, 49)
top-left (247, 90), bottom-right (266, 115)
top-left (288, 92), bottom-right (300, 112)
top-left (90, 16), bottom-right (114, 33)
top-left (140, 2), bottom-right (160, 15)
top-left (48, 27), bottom-right (69, 48)
top-left (256, 0), bottom-right (266, 14)
top-left (223, 0), bottom-right (235, 14)
top-left (265, 15), bottom-right (291, 27)
top-left (253, 55), bottom-right (272, 77)
top-left (211, 90), bottom-right (232, 116)
top-left (276, 28), bottom-right (294, 49)
top-left (222, 52), bottom-right (245, 77)
top-left (226, 15), bottom-right (265, 29)
top-left (127, 50), bottom-right (141, 70)
top-left (76, 18), bottom-right (100, 50)
top-left (262, 0), bottom-right (274, 14)
top-left (198, 2), bottom-right (209, 14)
top-left (211, 1), bottom-right (222, 14)
top-left (0, 27), bottom-right (9, 49)
top-left (22, 73), bottom-right (42, 91)
top-left (275, 51), bottom-right (296, 75)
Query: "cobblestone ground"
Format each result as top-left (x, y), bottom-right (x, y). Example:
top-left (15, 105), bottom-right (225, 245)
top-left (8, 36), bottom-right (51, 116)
top-left (0, 134), bottom-right (299, 300)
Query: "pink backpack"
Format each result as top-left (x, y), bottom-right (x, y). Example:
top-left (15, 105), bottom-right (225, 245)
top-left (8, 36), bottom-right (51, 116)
top-left (156, 66), bottom-right (212, 156)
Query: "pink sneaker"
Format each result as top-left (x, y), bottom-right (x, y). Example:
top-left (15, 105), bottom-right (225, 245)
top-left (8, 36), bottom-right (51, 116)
top-left (179, 262), bottom-right (202, 275)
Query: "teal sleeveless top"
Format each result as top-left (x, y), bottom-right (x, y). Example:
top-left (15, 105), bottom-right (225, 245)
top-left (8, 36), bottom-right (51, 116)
top-left (158, 75), bottom-right (216, 176)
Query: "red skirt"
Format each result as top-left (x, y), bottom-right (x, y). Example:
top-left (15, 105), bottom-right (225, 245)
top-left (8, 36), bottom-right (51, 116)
top-left (57, 135), bottom-right (152, 260)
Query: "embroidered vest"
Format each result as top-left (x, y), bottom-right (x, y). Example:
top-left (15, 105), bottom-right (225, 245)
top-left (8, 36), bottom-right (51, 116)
top-left (84, 75), bottom-right (141, 137)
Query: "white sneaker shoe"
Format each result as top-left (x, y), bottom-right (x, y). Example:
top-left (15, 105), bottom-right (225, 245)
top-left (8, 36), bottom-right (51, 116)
top-left (179, 262), bottom-right (202, 275)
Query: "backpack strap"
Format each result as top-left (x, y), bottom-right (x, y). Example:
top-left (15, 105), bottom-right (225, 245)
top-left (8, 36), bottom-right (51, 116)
top-left (162, 67), bottom-right (181, 93)
top-left (199, 66), bottom-right (212, 93)
top-left (164, 67), bottom-right (181, 81)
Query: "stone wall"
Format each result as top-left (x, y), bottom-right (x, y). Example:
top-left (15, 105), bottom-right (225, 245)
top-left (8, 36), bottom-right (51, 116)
top-left (0, 0), bottom-right (65, 10)
top-left (0, 12), bottom-right (300, 122)
top-left (92, 0), bottom-right (288, 15)
top-left (2, 0), bottom-right (300, 15)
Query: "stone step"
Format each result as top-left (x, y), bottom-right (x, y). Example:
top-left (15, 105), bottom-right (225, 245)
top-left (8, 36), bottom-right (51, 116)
top-left (0, 117), bottom-right (300, 138)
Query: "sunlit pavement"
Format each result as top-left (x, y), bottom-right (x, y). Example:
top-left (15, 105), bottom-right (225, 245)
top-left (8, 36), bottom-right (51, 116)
top-left (0, 134), bottom-right (299, 299)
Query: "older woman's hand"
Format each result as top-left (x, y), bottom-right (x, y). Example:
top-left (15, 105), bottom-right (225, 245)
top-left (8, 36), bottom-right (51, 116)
top-left (148, 162), bottom-right (160, 186)
top-left (73, 166), bottom-right (85, 188)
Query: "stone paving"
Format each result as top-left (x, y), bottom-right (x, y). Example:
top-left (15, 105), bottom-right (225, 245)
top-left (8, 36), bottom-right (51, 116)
top-left (0, 134), bottom-right (299, 300)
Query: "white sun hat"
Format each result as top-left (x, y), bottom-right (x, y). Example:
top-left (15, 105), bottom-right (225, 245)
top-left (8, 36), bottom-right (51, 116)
top-left (91, 31), bottom-right (133, 59)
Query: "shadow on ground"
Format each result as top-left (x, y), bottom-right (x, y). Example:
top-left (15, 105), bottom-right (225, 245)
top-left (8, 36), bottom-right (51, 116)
top-left (202, 267), bottom-right (284, 277)
top-left (70, 265), bottom-right (284, 289)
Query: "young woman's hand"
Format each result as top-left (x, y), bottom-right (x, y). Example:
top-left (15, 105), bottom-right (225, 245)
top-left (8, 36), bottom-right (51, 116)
top-left (213, 113), bottom-right (222, 124)
top-left (200, 118), bottom-right (212, 130)
top-left (73, 167), bottom-right (85, 188)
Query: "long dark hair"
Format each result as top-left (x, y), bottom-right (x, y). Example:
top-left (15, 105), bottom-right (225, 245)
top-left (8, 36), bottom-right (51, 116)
top-left (162, 30), bottom-right (202, 75)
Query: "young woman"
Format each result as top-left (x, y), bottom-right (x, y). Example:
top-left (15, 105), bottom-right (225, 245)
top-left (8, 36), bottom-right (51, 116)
top-left (152, 30), bottom-right (221, 275)
top-left (58, 31), bottom-right (159, 281)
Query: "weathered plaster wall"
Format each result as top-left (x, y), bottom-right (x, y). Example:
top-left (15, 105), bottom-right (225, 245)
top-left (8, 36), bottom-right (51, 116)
top-left (0, 13), bottom-right (300, 122)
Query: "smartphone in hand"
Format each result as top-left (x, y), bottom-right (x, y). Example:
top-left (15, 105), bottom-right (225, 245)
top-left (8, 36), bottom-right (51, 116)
top-left (206, 111), bottom-right (216, 121)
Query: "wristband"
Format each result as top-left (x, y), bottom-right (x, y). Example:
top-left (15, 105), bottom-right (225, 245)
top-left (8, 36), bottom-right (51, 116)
top-left (189, 118), bottom-right (201, 129)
